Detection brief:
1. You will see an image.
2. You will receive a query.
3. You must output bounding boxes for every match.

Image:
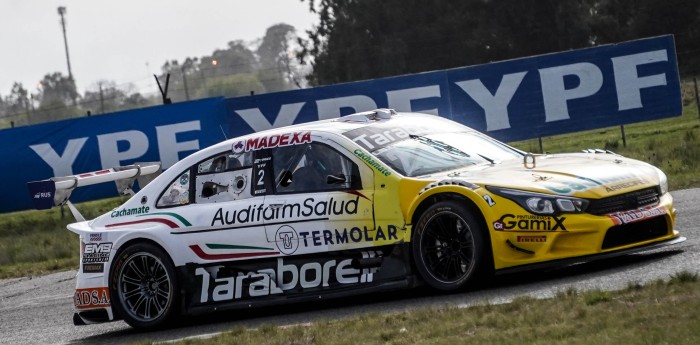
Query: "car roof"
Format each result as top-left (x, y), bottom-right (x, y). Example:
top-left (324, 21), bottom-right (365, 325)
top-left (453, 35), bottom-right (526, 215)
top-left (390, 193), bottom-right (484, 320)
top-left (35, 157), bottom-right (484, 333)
top-left (229, 109), bottom-right (463, 142)
top-left (155, 109), bottom-right (475, 186)
top-left (190, 109), bottom-right (470, 164)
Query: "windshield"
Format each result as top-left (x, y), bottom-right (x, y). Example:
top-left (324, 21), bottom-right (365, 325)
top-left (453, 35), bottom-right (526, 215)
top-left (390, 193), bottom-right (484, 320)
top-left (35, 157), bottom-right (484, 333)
top-left (373, 131), bottom-right (522, 177)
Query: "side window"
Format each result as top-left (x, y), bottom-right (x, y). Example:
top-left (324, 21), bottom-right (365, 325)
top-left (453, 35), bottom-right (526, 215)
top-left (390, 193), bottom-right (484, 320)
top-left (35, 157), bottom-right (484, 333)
top-left (273, 142), bottom-right (361, 193)
top-left (195, 151), bottom-right (254, 204)
top-left (197, 152), bottom-right (252, 175)
top-left (157, 170), bottom-right (192, 207)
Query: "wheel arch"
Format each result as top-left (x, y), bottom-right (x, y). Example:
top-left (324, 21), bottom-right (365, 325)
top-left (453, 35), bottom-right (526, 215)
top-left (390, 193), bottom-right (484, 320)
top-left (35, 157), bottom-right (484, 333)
top-left (112, 237), bottom-right (171, 264)
top-left (409, 188), bottom-right (488, 226)
top-left (409, 188), bottom-right (495, 271)
top-left (109, 232), bottom-right (177, 274)
top-left (108, 237), bottom-right (182, 321)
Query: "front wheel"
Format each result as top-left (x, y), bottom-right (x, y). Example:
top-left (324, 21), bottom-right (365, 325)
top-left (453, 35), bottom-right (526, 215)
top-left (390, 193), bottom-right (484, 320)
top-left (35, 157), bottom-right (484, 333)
top-left (412, 201), bottom-right (488, 291)
top-left (109, 243), bottom-right (178, 329)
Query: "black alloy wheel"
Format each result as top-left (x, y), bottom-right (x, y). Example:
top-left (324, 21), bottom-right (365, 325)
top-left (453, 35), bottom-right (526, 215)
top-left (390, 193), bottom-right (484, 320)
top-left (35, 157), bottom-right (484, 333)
top-left (110, 243), bottom-right (178, 329)
top-left (412, 200), bottom-right (487, 291)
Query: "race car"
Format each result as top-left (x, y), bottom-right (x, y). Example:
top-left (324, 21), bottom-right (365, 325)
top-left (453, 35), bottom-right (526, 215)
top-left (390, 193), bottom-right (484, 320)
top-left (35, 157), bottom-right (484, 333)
top-left (27, 109), bottom-right (684, 329)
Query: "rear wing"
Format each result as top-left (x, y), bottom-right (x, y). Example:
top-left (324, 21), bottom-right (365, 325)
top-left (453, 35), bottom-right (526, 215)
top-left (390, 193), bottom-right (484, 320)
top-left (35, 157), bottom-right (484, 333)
top-left (27, 162), bottom-right (161, 221)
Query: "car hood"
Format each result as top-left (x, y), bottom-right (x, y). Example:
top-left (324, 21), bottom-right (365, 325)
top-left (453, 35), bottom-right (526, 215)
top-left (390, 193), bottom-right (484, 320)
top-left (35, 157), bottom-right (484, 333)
top-left (431, 153), bottom-right (661, 198)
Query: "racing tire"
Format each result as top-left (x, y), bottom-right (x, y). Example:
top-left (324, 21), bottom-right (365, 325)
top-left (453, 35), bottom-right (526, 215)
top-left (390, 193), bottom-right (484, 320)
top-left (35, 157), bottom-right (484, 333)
top-left (109, 242), bottom-right (179, 329)
top-left (412, 201), bottom-right (488, 291)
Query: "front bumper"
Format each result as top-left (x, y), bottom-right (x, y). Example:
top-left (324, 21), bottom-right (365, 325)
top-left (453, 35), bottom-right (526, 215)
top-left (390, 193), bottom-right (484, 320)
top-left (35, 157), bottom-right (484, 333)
top-left (495, 234), bottom-right (686, 275)
top-left (489, 192), bottom-right (679, 270)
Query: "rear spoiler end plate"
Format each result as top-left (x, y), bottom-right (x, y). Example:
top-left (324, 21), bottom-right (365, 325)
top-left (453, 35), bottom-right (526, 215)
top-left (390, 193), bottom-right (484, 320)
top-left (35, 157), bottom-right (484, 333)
top-left (27, 162), bottom-right (161, 220)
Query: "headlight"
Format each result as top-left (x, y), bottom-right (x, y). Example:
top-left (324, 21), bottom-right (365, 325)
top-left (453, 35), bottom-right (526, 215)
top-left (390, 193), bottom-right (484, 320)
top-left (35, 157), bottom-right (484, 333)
top-left (486, 186), bottom-right (589, 216)
top-left (656, 168), bottom-right (668, 195)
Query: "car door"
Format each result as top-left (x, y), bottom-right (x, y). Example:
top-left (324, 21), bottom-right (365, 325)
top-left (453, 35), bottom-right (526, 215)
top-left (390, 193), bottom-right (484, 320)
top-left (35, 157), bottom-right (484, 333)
top-left (257, 137), bottom-right (378, 257)
top-left (158, 149), bottom-right (280, 263)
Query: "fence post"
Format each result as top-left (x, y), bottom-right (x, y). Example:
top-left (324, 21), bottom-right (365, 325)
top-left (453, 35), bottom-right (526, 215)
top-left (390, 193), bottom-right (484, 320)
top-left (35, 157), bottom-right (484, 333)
top-left (620, 125), bottom-right (627, 147)
top-left (538, 137), bottom-right (543, 153)
top-left (694, 77), bottom-right (700, 119)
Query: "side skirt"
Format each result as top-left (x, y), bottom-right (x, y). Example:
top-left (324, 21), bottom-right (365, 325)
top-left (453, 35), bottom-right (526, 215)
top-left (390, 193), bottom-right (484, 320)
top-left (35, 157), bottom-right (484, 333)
top-left (176, 243), bottom-right (416, 316)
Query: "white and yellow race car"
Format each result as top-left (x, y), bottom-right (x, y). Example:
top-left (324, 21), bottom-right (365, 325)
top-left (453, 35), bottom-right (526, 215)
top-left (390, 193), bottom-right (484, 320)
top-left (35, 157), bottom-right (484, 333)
top-left (28, 109), bottom-right (684, 329)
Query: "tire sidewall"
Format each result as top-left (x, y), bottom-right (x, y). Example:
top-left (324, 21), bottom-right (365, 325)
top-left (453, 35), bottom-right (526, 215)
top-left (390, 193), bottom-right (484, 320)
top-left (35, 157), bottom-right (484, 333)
top-left (109, 242), bottom-right (178, 329)
top-left (412, 201), bottom-right (487, 291)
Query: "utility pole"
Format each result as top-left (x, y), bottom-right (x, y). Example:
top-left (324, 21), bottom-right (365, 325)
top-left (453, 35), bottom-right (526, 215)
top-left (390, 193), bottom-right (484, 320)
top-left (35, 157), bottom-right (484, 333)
top-left (99, 82), bottom-right (105, 113)
top-left (181, 65), bottom-right (190, 101)
top-left (57, 6), bottom-right (77, 106)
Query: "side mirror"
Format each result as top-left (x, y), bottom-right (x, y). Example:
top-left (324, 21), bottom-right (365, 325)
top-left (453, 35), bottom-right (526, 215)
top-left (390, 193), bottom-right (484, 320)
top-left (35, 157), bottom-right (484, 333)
top-left (201, 181), bottom-right (228, 198)
top-left (326, 174), bottom-right (346, 184)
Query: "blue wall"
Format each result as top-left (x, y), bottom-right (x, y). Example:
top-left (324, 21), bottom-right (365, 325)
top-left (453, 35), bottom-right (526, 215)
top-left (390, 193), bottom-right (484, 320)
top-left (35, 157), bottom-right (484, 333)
top-left (1, 36), bottom-right (681, 212)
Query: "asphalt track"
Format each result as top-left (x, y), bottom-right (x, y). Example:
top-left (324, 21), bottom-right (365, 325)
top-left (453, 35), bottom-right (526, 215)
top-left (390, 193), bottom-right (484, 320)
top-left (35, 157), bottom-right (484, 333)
top-left (1, 188), bottom-right (698, 345)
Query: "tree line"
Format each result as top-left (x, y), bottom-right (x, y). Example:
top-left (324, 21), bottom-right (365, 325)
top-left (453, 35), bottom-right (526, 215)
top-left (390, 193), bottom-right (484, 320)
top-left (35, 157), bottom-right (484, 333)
top-left (297, 0), bottom-right (700, 86)
top-left (0, 24), bottom-right (304, 128)
top-left (3, 1), bottom-right (699, 128)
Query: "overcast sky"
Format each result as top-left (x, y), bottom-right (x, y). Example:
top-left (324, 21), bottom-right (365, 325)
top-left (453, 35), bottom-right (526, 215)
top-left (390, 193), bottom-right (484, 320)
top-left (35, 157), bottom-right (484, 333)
top-left (0, 0), bottom-right (317, 97)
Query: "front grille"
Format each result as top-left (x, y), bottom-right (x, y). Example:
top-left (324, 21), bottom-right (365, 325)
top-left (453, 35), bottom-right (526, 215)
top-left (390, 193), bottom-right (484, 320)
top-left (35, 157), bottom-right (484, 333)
top-left (587, 187), bottom-right (660, 215)
top-left (601, 215), bottom-right (668, 249)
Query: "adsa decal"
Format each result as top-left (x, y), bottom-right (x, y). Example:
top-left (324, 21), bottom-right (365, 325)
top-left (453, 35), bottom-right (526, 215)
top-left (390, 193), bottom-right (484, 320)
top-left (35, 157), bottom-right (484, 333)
top-left (211, 196), bottom-right (359, 226)
top-left (493, 214), bottom-right (566, 231)
top-left (195, 257), bottom-right (374, 303)
top-left (74, 287), bottom-right (110, 309)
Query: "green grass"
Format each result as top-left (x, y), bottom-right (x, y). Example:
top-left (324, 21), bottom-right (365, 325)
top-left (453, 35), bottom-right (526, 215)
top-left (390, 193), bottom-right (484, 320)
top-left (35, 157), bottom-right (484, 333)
top-left (0, 100), bottom-right (699, 280)
top-left (510, 100), bottom-right (700, 191)
top-left (142, 272), bottom-right (700, 345)
top-left (0, 257), bottom-right (78, 279)
top-left (0, 196), bottom-right (126, 279)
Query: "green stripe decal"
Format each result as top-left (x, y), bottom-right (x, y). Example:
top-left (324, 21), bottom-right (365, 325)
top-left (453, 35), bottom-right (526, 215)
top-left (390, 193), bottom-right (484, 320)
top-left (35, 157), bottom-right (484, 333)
top-left (206, 243), bottom-right (275, 251)
top-left (139, 212), bottom-right (192, 226)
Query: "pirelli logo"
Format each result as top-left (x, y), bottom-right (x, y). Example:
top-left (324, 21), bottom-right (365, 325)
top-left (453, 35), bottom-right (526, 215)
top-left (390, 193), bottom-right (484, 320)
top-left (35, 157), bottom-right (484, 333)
top-left (517, 236), bottom-right (547, 243)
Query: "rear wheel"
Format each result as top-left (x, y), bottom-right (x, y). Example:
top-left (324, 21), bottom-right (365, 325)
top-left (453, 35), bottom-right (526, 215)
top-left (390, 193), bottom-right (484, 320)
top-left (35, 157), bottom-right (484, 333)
top-left (412, 201), bottom-right (488, 291)
top-left (110, 243), bottom-right (178, 329)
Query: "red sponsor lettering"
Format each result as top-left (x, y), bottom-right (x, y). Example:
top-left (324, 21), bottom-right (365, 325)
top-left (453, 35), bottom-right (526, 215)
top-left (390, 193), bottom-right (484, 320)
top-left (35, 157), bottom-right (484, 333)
top-left (279, 133), bottom-right (290, 146)
top-left (608, 206), bottom-right (666, 225)
top-left (517, 235), bottom-right (547, 243)
top-left (245, 137), bottom-right (260, 152)
top-left (245, 132), bottom-right (311, 151)
top-left (74, 287), bottom-right (110, 309)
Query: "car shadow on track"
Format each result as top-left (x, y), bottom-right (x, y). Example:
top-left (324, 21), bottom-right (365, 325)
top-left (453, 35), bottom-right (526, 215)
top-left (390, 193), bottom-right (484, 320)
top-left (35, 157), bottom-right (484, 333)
top-left (490, 249), bottom-right (685, 288)
top-left (69, 249), bottom-right (684, 345)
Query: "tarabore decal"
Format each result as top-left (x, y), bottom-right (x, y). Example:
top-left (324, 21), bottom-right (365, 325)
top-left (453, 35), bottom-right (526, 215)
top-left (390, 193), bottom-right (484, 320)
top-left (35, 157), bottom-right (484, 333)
top-left (195, 256), bottom-right (377, 303)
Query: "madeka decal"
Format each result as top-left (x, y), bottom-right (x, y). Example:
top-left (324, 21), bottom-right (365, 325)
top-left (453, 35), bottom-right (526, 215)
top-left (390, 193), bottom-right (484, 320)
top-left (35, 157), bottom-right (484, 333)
top-left (238, 131), bottom-right (312, 152)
